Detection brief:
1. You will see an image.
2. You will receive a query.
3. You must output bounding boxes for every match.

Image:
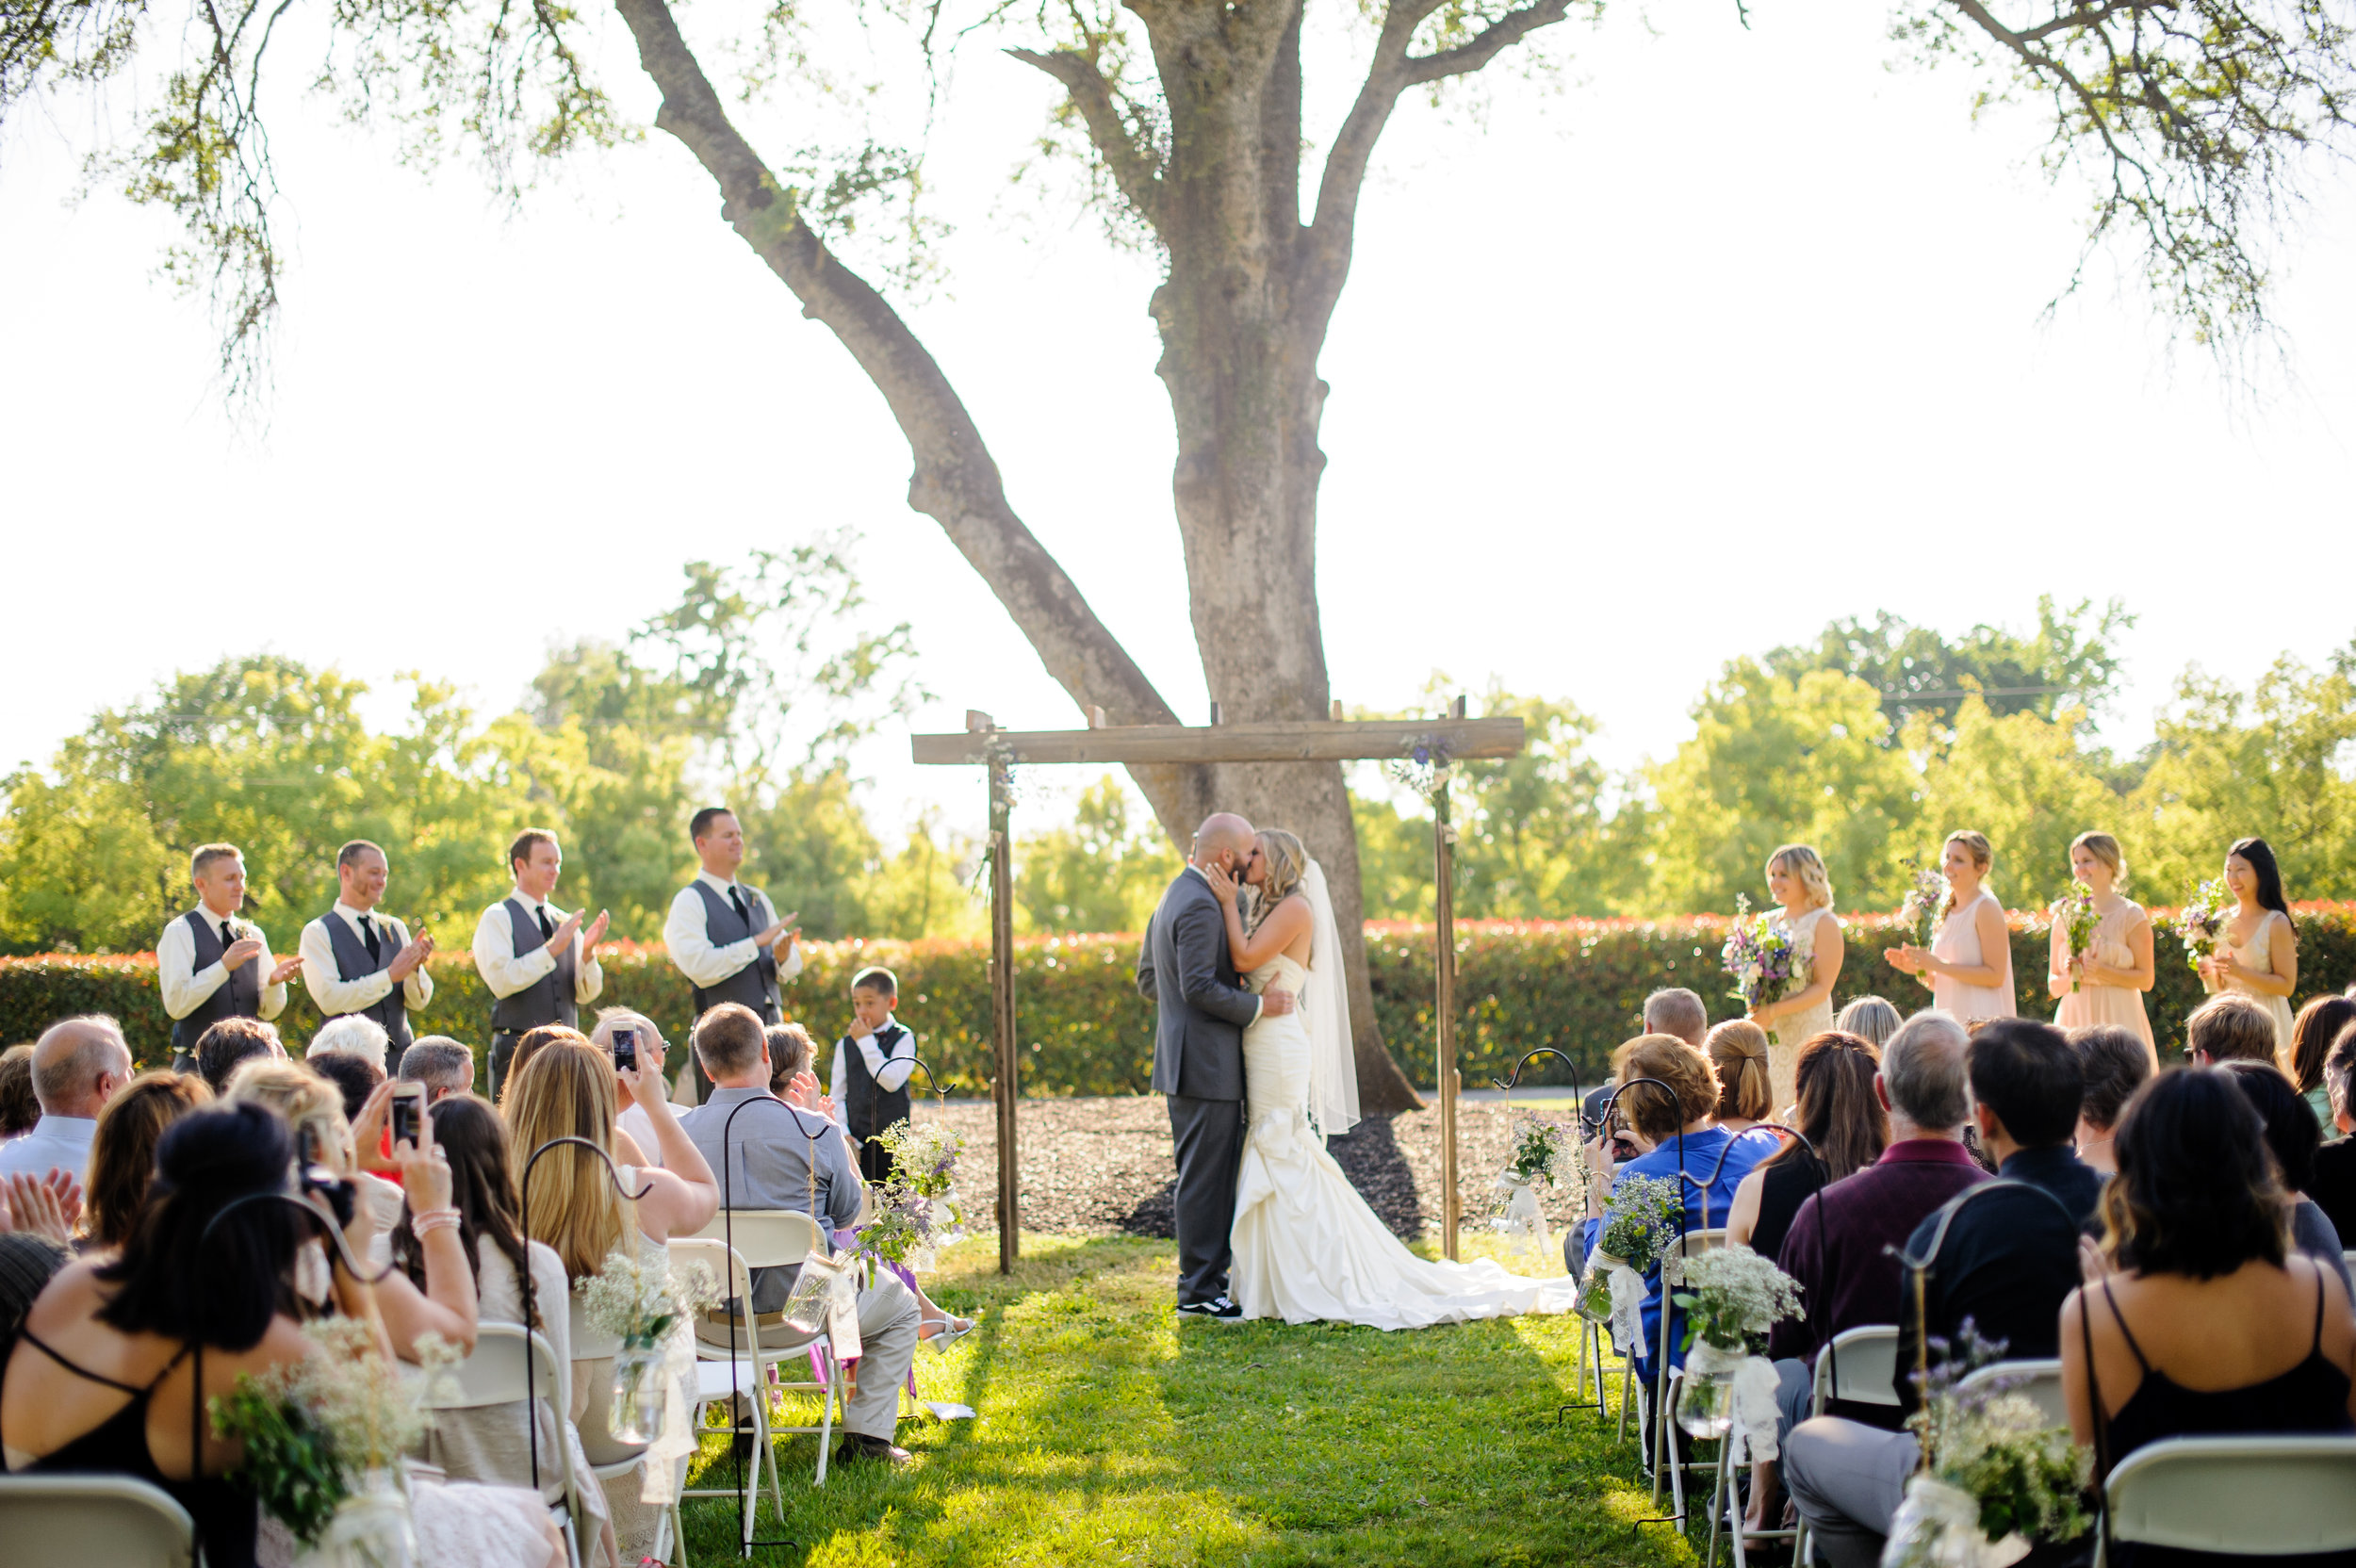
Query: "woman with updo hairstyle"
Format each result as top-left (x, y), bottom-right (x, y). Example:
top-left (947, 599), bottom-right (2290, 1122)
top-left (2048, 831), bottom-right (2155, 1049)
top-left (1834, 995), bottom-right (1903, 1048)
top-left (1886, 829), bottom-right (2017, 1021)
top-left (80, 1071), bottom-right (212, 1252)
top-left (1578, 1035), bottom-right (1775, 1395)
top-left (1705, 1020), bottom-right (1775, 1134)
top-left (1753, 844), bottom-right (1846, 1115)
top-left (2066, 1070), bottom-right (2356, 1517)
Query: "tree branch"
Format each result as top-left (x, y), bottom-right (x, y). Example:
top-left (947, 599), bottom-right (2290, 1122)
top-left (1006, 45), bottom-right (1165, 232)
top-left (609, 0), bottom-right (1206, 814)
top-left (1403, 0), bottom-right (1572, 86)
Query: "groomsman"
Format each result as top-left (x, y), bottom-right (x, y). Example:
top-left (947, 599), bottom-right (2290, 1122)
top-left (298, 840), bottom-right (436, 1075)
top-left (160, 843), bottom-right (303, 1070)
top-left (663, 807), bottom-right (801, 1101)
top-left (471, 828), bottom-right (608, 1099)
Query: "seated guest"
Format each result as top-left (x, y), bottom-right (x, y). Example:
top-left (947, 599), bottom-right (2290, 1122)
top-left (81, 1072), bottom-right (212, 1253)
top-left (2063, 1068), bottom-right (2356, 1567)
top-left (193, 1016), bottom-right (282, 1095)
top-left (2070, 1023), bottom-right (2154, 1176)
top-left (677, 1003), bottom-right (924, 1466)
top-left (1582, 988), bottom-right (1710, 1136)
top-left (2188, 992), bottom-right (2281, 1066)
top-left (307, 1049), bottom-right (385, 1125)
top-left (308, 1014), bottom-right (392, 1070)
top-left (1769, 1012), bottom-right (1987, 1434)
top-left (2310, 1021), bottom-right (2356, 1238)
top-left (1727, 1032), bottom-right (1888, 1260)
top-left (503, 1037), bottom-right (717, 1551)
top-left (400, 1037), bottom-right (478, 1102)
top-left (1780, 1019), bottom-right (2097, 1567)
top-left (2219, 1059), bottom-right (2353, 1294)
top-left (765, 1022), bottom-right (818, 1099)
top-left (587, 1009), bottom-right (674, 1167)
top-left (394, 1094), bottom-right (615, 1568)
top-left (1576, 1034), bottom-right (1770, 1385)
top-left (1705, 1020), bottom-right (1775, 1136)
top-left (498, 1023), bottom-right (587, 1107)
top-left (2288, 996), bottom-right (2356, 1140)
top-left (1834, 996), bottom-right (1903, 1048)
top-left (0, 1017), bottom-right (134, 1184)
top-left (0, 1044), bottom-right (38, 1139)
top-left (0, 1104), bottom-right (369, 1568)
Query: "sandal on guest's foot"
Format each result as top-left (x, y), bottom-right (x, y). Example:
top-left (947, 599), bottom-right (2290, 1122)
top-left (920, 1313), bottom-right (974, 1350)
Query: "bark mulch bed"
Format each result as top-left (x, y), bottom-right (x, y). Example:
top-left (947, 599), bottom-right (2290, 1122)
top-left (910, 1095), bottom-right (1587, 1243)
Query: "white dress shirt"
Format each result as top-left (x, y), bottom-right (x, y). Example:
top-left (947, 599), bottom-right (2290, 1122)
top-left (0, 1115), bottom-right (98, 1183)
top-left (299, 903), bottom-right (435, 1017)
top-left (470, 889), bottom-right (604, 1004)
top-left (156, 906), bottom-right (289, 1022)
top-left (829, 1015), bottom-right (918, 1109)
top-left (662, 871), bottom-right (805, 988)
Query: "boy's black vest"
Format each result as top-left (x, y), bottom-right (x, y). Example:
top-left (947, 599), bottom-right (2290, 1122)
top-left (685, 880), bottom-right (781, 1023)
top-left (841, 1022), bottom-right (912, 1138)
top-left (489, 898), bottom-right (577, 1036)
top-left (170, 909), bottom-right (261, 1058)
top-left (319, 908), bottom-right (413, 1056)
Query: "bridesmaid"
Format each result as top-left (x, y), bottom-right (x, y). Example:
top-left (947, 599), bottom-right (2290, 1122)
top-left (2047, 832), bottom-right (2155, 1051)
top-left (1750, 843), bottom-right (1844, 1117)
top-left (2200, 836), bottom-right (2299, 1058)
top-left (1885, 829), bottom-right (2017, 1021)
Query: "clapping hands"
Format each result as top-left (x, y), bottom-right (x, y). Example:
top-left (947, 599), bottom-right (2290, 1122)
top-left (0, 1169), bottom-right (81, 1245)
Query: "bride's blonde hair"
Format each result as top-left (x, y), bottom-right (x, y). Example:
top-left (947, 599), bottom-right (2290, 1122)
top-left (1247, 828), bottom-right (1308, 934)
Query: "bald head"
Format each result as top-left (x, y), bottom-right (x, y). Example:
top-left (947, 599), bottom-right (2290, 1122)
top-left (31, 1015), bottom-right (135, 1119)
top-left (1192, 813), bottom-right (1256, 869)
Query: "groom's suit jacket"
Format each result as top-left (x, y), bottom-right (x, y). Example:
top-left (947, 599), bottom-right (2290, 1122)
top-left (1137, 866), bottom-right (1262, 1102)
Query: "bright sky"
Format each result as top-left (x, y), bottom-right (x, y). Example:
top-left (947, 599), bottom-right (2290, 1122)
top-left (5, 4), bottom-right (2352, 838)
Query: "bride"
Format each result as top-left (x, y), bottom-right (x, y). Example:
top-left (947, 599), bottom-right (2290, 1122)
top-left (1203, 828), bottom-right (1579, 1329)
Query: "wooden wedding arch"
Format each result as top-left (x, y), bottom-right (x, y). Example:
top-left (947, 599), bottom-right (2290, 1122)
top-left (912, 700), bottom-right (1527, 1273)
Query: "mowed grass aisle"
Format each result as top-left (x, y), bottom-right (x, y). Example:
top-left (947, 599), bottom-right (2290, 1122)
top-left (672, 1233), bottom-right (1692, 1566)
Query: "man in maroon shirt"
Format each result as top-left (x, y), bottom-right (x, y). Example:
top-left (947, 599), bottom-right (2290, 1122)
top-left (1770, 1010), bottom-right (1986, 1435)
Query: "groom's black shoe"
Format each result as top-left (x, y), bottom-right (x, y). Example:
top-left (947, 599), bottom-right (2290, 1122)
top-left (1177, 1295), bottom-right (1242, 1321)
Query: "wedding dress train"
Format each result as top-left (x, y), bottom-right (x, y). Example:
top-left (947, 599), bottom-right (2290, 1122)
top-left (1227, 865), bottom-right (1578, 1330)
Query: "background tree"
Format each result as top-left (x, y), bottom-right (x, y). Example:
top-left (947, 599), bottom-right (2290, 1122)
top-left (1015, 776), bottom-right (1182, 936)
top-left (7, 0), bottom-right (2352, 1105)
top-left (1905, 697), bottom-right (2124, 909)
top-left (1764, 597), bottom-right (2136, 733)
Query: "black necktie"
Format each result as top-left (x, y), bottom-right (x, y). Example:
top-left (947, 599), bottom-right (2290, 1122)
top-left (360, 914), bottom-right (382, 964)
top-left (219, 919), bottom-right (236, 958)
top-left (728, 886), bottom-right (751, 928)
top-left (536, 906), bottom-right (556, 945)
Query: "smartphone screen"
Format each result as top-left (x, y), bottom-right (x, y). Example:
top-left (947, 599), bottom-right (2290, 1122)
top-left (613, 1027), bottom-right (637, 1071)
top-left (389, 1086), bottom-right (422, 1147)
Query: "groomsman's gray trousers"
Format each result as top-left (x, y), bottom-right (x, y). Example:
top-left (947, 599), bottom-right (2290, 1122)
top-left (1167, 1094), bottom-right (1245, 1304)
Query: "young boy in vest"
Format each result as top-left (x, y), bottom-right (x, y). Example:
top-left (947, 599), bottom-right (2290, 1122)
top-left (829, 966), bottom-right (916, 1184)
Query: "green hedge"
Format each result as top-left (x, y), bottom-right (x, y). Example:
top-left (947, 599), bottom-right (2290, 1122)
top-left (6, 906), bottom-right (2351, 1094)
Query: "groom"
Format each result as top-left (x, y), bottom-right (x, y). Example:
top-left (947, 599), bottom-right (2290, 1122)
top-left (1137, 812), bottom-right (1296, 1320)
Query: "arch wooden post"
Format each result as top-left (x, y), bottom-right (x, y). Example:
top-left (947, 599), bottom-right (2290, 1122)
top-left (987, 725), bottom-right (1021, 1274)
top-left (1434, 694), bottom-right (1464, 1261)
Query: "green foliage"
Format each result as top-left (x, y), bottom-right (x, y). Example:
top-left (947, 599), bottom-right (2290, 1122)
top-left (209, 1378), bottom-right (346, 1546)
top-left (1905, 697), bottom-right (2123, 911)
top-left (19, 907), bottom-right (2348, 1086)
top-left (1013, 776), bottom-right (1179, 936)
top-left (1765, 596), bottom-right (2135, 732)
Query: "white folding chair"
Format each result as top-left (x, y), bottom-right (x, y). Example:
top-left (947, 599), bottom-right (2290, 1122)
top-left (0, 1473), bottom-right (194, 1567)
top-left (421, 1323), bottom-right (631, 1568)
top-left (678, 1210), bottom-right (849, 1491)
top-left (1956, 1358), bottom-right (2066, 1427)
top-left (1651, 1227), bottom-right (1728, 1517)
top-left (2098, 1435), bottom-right (2356, 1566)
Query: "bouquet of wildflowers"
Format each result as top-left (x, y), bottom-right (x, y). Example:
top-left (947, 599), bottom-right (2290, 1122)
top-left (2175, 877), bottom-right (2233, 973)
top-left (874, 1119), bottom-right (967, 1257)
top-left (879, 1119), bottom-right (962, 1200)
top-left (1900, 858), bottom-right (1948, 948)
top-left (1721, 893), bottom-right (1808, 1011)
top-left (1501, 1115), bottom-right (1575, 1188)
top-left (577, 1246), bottom-right (721, 1351)
top-left (1887, 1327), bottom-right (2093, 1568)
top-left (1672, 1247), bottom-right (1804, 1352)
top-left (2049, 879), bottom-right (2099, 991)
top-left (858, 1183), bottom-right (942, 1269)
top-left (1594, 1174), bottom-right (1686, 1275)
top-left (209, 1319), bottom-right (460, 1547)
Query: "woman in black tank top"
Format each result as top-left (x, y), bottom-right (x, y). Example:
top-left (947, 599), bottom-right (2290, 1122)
top-left (2065, 1070), bottom-right (2356, 1568)
top-left (1726, 1031), bottom-right (1888, 1261)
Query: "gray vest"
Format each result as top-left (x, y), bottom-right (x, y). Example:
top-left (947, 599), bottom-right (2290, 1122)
top-left (320, 908), bottom-right (414, 1058)
top-left (686, 879), bottom-right (781, 1023)
top-left (171, 908), bottom-right (262, 1057)
top-left (488, 898), bottom-right (577, 1036)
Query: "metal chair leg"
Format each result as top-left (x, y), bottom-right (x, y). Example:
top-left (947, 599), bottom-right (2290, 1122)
top-left (1707, 1431), bottom-right (1736, 1568)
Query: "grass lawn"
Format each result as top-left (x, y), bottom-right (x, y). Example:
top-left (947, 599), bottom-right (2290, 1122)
top-left (670, 1231), bottom-right (1694, 1567)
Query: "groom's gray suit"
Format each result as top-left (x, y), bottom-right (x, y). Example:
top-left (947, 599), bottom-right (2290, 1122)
top-left (1137, 864), bottom-right (1263, 1305)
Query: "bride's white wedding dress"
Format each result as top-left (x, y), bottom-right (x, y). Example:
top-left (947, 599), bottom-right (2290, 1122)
top-left (1227, 864), bottom-right (1579, 1330)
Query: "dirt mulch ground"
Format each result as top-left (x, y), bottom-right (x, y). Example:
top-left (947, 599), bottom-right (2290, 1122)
top-left (911, 1096), bottom-right (1586, 1243)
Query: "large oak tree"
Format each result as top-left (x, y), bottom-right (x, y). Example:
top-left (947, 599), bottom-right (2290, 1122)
top-left (7, 0), bottom-right (2348, 1109)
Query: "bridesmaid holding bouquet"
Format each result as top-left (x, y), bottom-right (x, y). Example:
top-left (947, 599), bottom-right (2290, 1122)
top-left (1885, 830), bottom-right (2017, 1022)
top-left (2200, 836), bottom-right (2299, 1057)
top-left (2047, 832), bottom-right (2155, 1052)
top-left (1749, 843), bottom-right (1845, 1115)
